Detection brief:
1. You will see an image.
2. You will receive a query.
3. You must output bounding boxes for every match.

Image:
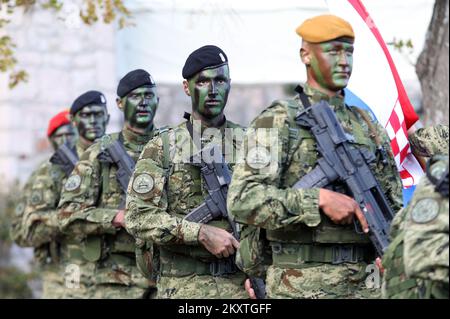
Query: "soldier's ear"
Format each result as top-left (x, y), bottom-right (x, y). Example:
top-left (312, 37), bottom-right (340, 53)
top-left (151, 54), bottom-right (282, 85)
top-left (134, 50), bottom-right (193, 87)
top-left (116, 97), bottom-right (124, 112)
top-left (300, 48), bottom-right (311, 66)
top-left (300, 42), bottom-right (311, 66)
top-left (183, 80), bottom-right (191, 96)
top-left (70, 114), bottom-right (77, 126)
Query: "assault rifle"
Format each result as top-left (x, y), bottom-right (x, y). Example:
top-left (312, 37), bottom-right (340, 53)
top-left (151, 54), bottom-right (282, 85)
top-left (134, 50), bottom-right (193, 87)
top-left (50, 143), bottom-right (78, 177)
top-left (184, 144), bottom-right (266, 299)
top-left (293, 100), bottom-right (395, 256)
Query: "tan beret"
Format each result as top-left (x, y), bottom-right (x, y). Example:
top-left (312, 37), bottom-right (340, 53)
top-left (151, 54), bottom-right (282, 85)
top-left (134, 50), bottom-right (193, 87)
top-left (296, 14), bottom-right (355, 43)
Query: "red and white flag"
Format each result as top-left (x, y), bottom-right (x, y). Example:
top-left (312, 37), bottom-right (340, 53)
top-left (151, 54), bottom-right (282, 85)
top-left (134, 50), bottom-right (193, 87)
top-left (326, 0), bottom-right (424, 187)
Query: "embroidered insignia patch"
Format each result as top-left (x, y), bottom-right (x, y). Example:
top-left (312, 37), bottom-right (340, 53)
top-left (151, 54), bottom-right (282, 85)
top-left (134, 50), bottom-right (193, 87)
top-left (246, 146), bottom-right (271, 170)
top-left (30, 190), bottom-right (43, 205)
top-left (132, 173), bottom-right (154, 194)
top-left (15, 202), bottom-right (25, 216)
top-left (411, 198), bottom-right (440, 224)
top-left (65, 174), bottom-right (81, 192)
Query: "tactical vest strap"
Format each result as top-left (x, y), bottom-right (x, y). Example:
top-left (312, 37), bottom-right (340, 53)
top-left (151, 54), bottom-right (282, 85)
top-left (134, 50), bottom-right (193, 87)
top-left (102, 162), bottom-right (110, 194)
top-left (382, 229), bottom-right (422, 298)
top-left (271, 242), bottom-right (371, 267)
top-left (160, 128), bottom-right (170, 171)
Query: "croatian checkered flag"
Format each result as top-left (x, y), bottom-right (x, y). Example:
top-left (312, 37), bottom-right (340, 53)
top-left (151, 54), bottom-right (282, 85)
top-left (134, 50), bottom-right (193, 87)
top-left (326, 0), bottom-right (424, 188)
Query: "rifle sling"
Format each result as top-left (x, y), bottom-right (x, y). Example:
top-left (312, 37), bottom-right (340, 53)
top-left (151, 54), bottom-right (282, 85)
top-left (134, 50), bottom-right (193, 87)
top-left (294, 85), bottom-right (312, 108)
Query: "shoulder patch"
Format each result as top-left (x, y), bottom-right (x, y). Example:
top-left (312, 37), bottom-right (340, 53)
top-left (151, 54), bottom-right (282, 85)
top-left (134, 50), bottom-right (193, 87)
top-left (410, 198), bottom-right (440, 224)
top-left (246, 146), bottom-right (271, 170)
top-left (132, 173), bottom-right (154, 194)
top-left (15, 202), bottom-right (25, 216)
top-left (30, 190), bottom-right (43, 205)
top-left (64, 174), bottom-right (81, 192)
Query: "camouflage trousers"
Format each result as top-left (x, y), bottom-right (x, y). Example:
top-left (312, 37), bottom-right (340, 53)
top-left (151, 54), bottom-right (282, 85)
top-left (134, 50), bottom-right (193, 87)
top-left (156, 273), bottom-right (248, 299)
top-left (62, 282), bottom-right (149, 299)
top-left (60, 261), bottom-right (154, 299)
top-left (41, 270), bottom-right (66, 299)
top-left (265, 262), bottom-right (381, 299)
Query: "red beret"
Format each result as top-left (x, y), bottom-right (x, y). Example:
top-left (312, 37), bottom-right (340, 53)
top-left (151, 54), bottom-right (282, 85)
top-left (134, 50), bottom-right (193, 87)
top-left (47, 110), bottom-right (71, 137)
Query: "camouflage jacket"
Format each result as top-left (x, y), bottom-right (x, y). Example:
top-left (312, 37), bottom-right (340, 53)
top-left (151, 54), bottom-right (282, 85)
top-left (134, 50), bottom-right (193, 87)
top-left (382, 156), bottom-right (449, 298)
top-left (57, 127), bottom-right (155, 287)
top-left (126, 119), bottom-right (245, 276)
top-left (409, 124), bottom-right (449, 157)
top-left (228, 85), bottom-right (403, 254)
top-left (10, 141), bottom-right (87, 267)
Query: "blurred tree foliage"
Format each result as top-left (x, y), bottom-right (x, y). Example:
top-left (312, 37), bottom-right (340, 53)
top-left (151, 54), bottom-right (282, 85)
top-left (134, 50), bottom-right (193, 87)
top-left (0, 0), bottom-right (131, 88)
top-left (0, 181), bottom-right (35, 298)
top-left (0, 267), bottom-right (34, 298)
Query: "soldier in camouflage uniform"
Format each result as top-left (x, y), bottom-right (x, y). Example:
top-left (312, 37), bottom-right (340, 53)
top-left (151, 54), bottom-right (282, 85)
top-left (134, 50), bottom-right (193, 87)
top-left (126, 46), bottom-right (248, 299)
top-left (382, 155), bottom-right (448, 299)
top-left (58, 69), bottom-right (160, 299)
top-left (228, 15), bottom-right (403, 299)
top-left (381, 132), bottom-right (448, 299)
top-left (409, 124), bottom-right (449, 158)
top-left (11, 91), bottom-right (110, 298)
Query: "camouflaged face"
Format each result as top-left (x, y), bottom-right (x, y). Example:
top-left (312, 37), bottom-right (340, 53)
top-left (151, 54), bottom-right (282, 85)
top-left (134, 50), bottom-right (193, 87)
top-left (409, 124), bottom-right (449, 157)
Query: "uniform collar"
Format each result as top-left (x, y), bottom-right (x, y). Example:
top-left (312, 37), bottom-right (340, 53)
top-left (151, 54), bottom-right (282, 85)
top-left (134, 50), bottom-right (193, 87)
top-left (302, 84), bottom-right (346, 110)
top-left (187, 114), bottom-right (228, 145)
top-left (76, 138), bottom-right (91, 156)
top-left (121, 125), bottom-right (155, 152)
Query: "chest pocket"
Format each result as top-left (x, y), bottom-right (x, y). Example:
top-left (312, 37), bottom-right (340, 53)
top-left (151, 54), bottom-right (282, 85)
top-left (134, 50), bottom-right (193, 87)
top-left (101, 164), bottom-right (123, 208)
top-left (284, 128), bottom-right (318, 188)
top-left (168, 162), bottom-right (203, 216)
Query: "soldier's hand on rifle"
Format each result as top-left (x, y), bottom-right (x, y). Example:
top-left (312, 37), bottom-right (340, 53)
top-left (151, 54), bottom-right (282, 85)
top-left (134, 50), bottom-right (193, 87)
top-left (198, 224), bottom-right (240, 258)
top-left (319, 189), bottom-right (369, 233)
top-left (244, 278), bottom-right (257, 299)
top-left (112, 209), bottom-right (125, 228)
top-left (375, 257), bottom-right (385, 275)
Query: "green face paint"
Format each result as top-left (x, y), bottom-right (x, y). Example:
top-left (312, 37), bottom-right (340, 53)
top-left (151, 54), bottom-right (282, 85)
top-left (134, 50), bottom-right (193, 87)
top-left (122, 86), bottom-right (158, 131)
top-left (49, 123), bottom-right (78, 150)
top-left (72, 105), bottom-right (109, 142)
top-left (188, 65), bottom-right (230, 120)
top-left (309, 39), bottom-right (354, 91)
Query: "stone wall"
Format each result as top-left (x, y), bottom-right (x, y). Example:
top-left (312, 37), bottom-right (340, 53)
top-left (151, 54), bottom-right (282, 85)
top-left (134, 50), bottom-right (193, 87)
top-left (0, 6), bottom-right (119, 185)
top-left (0, 2), bottom-right (293, 185)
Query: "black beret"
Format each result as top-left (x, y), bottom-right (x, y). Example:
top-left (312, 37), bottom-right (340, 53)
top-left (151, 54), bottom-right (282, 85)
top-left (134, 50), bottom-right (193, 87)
top-left (182, 45), bottom-right (228, 80)
top-left (117, 69), bottom-right (156, 98)
top-left (71, 90), bottom-right (107, 115)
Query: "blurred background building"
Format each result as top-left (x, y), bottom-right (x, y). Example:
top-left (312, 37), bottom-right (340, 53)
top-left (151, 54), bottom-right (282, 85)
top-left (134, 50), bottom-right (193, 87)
top-left (0, 0), bottom-right (444, 298)
top-left (0, 0), bottom-right (435, 185)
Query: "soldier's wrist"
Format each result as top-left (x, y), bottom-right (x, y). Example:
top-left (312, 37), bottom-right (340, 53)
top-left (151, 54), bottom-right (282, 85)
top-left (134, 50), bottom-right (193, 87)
top-left (290, 188), bottom-right (321, 227)
top-left (181, 219), bottom-right (202, 245)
